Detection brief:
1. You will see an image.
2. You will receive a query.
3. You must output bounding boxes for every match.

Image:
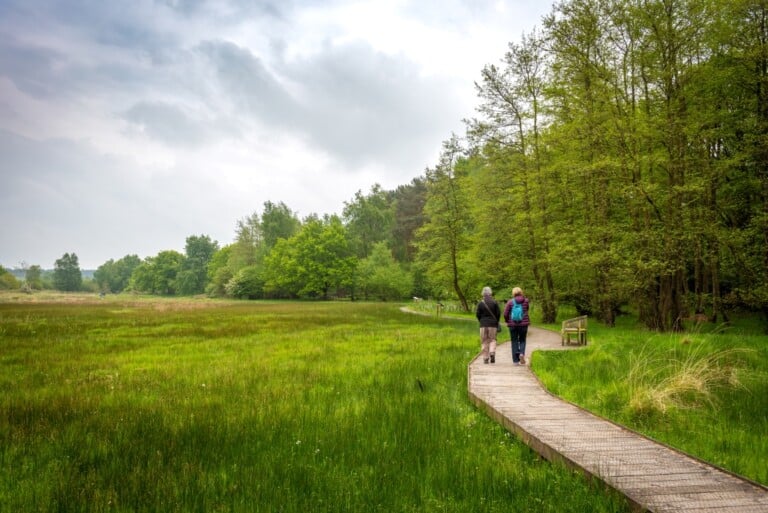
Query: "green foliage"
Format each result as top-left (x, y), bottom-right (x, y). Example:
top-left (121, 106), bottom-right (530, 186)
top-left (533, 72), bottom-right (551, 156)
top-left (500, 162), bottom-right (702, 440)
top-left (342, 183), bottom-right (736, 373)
top-left (52, 252), bottom-right (82, 291)
top-left (129, 250), bottom-right (184, 295)
top-left (94, 255), bottom-right (141, 293)
top-left (391, 177), bottom-right (427, 263)
top-left (176, 234), bottom-right (219, 295)
top-left (409, 0), bottom-right (768, 329)
top-left (0, 265), bottom-right (20, 290)
top-left (356, 242), bottom-right (413, 300)
top-left (0, 298), bottom-right (630, 512)
top-left (417, 136), bottom-right (474, 311)
top-left (343, 184), bottom-right (394, 259)
top-left (24, 265), bottom-right (43, 290)
top-left (225, 264), bottom-right (264, 299)
top-left (206, 245), bottom-right (234, 297)
top-left (207, 203), bottom-right (301, 300)
top-left (259, 200), bottom-right (300, 251)
top-left (264, 216), bottom-right (357, 299)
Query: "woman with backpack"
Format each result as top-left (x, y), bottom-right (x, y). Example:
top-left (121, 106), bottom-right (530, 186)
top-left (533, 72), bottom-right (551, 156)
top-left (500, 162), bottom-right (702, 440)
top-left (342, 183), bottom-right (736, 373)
top-left (504, 287), bottom-right (530, 365)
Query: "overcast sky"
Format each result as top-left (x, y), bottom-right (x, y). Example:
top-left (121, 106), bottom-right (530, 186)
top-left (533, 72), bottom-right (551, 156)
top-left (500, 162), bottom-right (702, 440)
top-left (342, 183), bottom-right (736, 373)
top-left (1, 0), bottom-right (551, 270)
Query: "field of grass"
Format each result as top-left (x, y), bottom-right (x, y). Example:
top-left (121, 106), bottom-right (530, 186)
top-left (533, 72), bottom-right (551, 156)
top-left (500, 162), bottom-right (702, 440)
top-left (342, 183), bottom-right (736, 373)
top-left (0, 294), bottom-right (630, 513)
top-left (533, 311), bottom-right (768, 486)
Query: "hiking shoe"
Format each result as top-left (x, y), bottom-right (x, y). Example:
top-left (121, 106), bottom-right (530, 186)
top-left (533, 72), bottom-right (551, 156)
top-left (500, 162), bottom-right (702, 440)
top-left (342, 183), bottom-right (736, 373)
top-left (483, 358), bottom-right (489, 364)
top-left (519, 354), bottom-right (526, 365)
top-left (490, 354), bottom-right (495, 363)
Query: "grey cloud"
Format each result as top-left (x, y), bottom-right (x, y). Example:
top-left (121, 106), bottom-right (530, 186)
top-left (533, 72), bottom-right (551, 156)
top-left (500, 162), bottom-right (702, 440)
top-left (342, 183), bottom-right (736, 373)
top-left (0, 38), bottom-right (67, 99)
top-left (279, 41), bottom-right (457, 171)
top-left (195, 40), bottom-right (299, 125)
top-left (0, 5), bottom-right (176, 102)
top-left (156, 0), bottom-right (287, 21)
top-left (122, 102), bottom-right (208, 146)
top-left (0, 0), bottom-right (459, 177)
top-left (188, 36), bottom-right (458, 174)
top-left (0, 130), bottom-right (235, 269)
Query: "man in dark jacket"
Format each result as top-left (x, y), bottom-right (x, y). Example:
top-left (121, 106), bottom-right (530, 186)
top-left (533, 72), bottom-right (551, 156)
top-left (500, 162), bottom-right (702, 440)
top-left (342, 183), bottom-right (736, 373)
top-left (476, 286), bottom-right (501, 363)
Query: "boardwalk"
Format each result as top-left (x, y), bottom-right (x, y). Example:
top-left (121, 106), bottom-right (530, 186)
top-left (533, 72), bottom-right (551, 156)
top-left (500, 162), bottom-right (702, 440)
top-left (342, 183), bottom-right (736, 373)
top-left (468, 326), bottom-right (768, 513)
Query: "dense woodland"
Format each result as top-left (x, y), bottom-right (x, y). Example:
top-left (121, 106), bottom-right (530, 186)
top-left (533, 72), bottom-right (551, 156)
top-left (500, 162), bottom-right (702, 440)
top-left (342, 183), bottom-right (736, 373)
top-left (3, 0), bottom-right (767, 332)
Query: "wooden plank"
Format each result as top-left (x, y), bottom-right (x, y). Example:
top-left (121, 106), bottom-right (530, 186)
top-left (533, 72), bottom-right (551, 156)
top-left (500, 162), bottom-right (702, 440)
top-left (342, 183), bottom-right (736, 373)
top-left (467, 326), bottom-right (768, 513)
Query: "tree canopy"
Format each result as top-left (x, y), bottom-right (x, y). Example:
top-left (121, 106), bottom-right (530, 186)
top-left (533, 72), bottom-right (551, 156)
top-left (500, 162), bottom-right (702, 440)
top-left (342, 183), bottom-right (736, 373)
top-left (53, 253), bottom-right (82, 292)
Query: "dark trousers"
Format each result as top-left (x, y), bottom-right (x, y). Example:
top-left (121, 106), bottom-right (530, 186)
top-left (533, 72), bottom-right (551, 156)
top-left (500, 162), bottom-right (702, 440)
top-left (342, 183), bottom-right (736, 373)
top-left (509, 325), bottom-right (528, 363)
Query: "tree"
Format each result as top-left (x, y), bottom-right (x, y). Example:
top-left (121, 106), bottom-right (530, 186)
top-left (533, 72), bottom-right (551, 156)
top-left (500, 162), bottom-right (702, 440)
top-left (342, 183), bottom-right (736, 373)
top-left (206, 245), bottom-right (234, 297)
top-left (263, 215), bottom-right (356, 299)
top-left (176, 235), bottom-right (218, 295)
top-left (25, 265), bottom-right (43, 290)
top-left (94, 255), bottom-right (140, 293)
top-left (417, 136), bottom-right (473, 311)
top-left (391, 177), bottom-right (427, 263)
top-left (259, 201), bottom-right (300, 252)
top-left (53, 253), bottom-right (82, 292)
top-left (542, 0), bottom-right (630, 325)
top-left (717, 0), bottom-right (768, 324)
top-left (209, 202), bottom-right (301, 299)
top-left (469, 28), bottom-right (560, 323)
top-left (129, 251), bottom-right (184, 295)
top-left (343, 184), bottom-right (394, 259)
top-left (225, 265), bottom-right (264, 299)
top-left (357, 242), bottom-right (413, 300)
top-left (229, 212), bottom-right (261, 271)
top-left (0, 265), bottom-right (20, 290)
top-left (261, 237), bottom-right (301, 298)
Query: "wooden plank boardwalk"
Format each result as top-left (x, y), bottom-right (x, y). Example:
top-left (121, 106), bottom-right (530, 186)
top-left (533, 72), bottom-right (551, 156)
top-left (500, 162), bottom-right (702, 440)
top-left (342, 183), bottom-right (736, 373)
top-left (468, 326), bottom-right (768, 513)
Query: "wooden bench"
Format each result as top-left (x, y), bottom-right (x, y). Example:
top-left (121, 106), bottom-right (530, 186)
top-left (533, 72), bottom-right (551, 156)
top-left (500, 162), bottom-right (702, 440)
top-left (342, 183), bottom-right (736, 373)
top-left (561, 315), bottom-right (588, 346)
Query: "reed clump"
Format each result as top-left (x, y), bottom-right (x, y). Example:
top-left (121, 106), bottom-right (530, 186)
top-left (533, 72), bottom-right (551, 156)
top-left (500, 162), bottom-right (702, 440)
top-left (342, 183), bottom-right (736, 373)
top-left (626, 344), bottom-right (748, 417)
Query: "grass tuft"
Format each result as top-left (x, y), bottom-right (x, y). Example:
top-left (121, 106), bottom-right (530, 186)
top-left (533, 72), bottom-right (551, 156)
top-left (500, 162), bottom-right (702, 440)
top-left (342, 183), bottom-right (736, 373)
top-left (626, 344), bottom-right (748, 417)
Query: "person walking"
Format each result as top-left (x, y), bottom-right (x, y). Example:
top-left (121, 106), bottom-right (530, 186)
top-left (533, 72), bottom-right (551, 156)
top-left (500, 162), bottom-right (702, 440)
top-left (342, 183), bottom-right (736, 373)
top-left (504, 287), bottom-right (530, 365)
top-left (475, 286), bottom-right (501, 364)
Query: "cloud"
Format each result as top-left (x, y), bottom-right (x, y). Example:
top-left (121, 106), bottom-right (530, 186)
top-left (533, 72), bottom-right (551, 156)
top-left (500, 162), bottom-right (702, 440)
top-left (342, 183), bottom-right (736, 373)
top-left (282, 40), bottom-right (455, 166)
top-left (122, 101), bottom-right (209, 146)
top-left (194, 39), bottom-right (298, 125)
top-left (0, 128), bottom-right (250, 268)
top-left (0, 0), bottom-right (553, 269)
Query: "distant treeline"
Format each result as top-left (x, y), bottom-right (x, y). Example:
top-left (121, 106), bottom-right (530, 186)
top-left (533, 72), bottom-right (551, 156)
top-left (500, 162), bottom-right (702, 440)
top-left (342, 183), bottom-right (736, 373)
top-left (4, 0), bottom-right (767, 332)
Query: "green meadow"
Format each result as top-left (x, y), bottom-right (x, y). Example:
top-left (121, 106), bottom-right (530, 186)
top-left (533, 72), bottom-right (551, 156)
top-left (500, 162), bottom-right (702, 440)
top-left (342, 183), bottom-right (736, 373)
top-left (0, 296), bottom-right (630, 513)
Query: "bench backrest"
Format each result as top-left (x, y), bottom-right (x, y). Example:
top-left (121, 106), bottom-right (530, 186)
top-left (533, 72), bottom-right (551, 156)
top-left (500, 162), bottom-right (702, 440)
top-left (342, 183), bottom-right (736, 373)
top-left (562, 315), bottom-right (588, 329)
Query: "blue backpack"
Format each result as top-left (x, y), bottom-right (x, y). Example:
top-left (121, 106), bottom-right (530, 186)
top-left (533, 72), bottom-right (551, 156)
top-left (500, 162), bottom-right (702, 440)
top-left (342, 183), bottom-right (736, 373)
top-left (511, 298), bottom-right (524, 322)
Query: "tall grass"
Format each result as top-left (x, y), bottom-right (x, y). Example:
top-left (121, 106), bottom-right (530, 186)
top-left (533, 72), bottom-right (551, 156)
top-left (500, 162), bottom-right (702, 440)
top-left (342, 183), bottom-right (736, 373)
top-left (534, 314), bottom-right (768, 485)
top-left (0, 295), bottom-right (629, 512)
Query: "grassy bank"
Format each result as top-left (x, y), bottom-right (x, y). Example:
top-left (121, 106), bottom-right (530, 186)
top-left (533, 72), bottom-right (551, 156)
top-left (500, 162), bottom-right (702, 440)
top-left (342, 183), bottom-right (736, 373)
top-left (0, 295), bottom-right (629, 512)
top-left (533, 313), bottom-right (768, 486)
